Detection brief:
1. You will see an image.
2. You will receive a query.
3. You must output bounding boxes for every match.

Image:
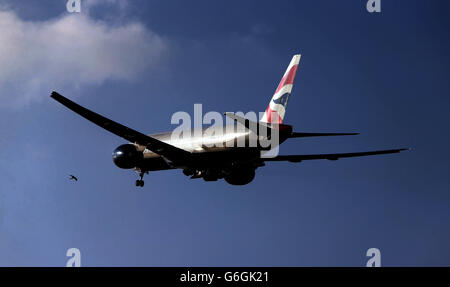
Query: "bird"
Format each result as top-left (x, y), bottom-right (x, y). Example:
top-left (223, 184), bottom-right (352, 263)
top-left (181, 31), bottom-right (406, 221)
top-left (69, 175), bottom-right (78, 181)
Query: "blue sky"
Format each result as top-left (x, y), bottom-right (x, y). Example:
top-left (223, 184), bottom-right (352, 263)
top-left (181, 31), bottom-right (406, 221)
top-left (0, 0), bottom-right (449, 266)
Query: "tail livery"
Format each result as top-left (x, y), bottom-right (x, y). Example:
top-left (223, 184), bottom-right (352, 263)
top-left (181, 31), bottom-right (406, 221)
top-left (261, 54), bottom-right (301, 124)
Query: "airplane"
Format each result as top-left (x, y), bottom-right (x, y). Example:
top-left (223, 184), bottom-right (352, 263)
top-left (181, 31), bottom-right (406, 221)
top-left (50, 54), bottom-right (407, 187)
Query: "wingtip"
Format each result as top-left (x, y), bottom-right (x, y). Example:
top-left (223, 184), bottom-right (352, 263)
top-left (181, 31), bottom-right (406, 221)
top-left (50, 91), bottom-right (62, 98)
top-left (397, 148), bottom-right (411, 153)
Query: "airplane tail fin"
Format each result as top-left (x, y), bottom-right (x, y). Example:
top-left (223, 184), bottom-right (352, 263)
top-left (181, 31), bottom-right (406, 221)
top-left (261, 54), bottom-right (301, 124)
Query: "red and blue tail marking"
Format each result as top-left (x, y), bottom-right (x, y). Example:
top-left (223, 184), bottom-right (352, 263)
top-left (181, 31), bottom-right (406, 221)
top-left (261, 54), bottom-right (301, 124)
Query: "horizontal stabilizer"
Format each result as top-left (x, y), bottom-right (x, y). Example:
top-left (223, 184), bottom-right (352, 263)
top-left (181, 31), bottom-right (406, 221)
top-left (264, 148), bottom-right (409, 163)
top-left (224, 112), bottom-right (271, 135)
top-left (290, 132), bottom-right (359, 138)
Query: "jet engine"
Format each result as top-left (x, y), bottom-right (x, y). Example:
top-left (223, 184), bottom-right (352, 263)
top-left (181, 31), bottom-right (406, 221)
top-left (112, 144), bottom-right (143, 169)
top-left (224, 168), bottom-right (256, 185)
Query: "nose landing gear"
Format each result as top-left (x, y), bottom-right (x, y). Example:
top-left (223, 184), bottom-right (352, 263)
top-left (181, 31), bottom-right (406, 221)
top-left (135, 170), bottom-right (147, 187)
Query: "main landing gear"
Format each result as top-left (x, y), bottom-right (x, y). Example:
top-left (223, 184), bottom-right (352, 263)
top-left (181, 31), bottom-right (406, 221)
top-left (135, 170), bottom-right (147, 187)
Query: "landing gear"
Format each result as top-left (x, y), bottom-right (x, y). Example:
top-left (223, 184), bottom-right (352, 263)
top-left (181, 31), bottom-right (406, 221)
top-left (135, 170), bottom-right (146, 187)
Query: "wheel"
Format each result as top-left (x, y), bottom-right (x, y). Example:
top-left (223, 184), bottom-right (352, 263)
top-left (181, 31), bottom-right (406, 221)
top-left (140, 180), bottom-right (144, 187)
top-left (135, 180), bottom-right (140, 187)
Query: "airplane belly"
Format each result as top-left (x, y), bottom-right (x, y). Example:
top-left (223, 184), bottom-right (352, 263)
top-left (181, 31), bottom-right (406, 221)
top-left (140, 155), bottom-right (174, 171)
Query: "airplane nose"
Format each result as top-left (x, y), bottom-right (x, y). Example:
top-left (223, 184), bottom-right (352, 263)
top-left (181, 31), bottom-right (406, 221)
top-left (112, 144), bottom-right (143, 169)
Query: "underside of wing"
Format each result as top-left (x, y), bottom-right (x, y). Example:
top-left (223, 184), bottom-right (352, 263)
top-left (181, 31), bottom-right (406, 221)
top-left (263, 148), bottom-right (409, 162)
top-left (50, 91), bottom-right (191, 164)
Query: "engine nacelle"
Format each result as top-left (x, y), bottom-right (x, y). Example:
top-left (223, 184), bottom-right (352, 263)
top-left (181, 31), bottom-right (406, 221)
top-left (224, 168), bottom-right (255, 185)
top-left (112, 144), bottom-right (143, 169)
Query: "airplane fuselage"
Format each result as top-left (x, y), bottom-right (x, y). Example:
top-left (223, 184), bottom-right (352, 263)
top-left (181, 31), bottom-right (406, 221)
top-left (122, 124), bottom-right (289, 172)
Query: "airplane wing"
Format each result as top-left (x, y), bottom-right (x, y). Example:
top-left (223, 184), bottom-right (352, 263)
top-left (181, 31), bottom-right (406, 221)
top-left (263, 148), bottom-right (408, 162)
top-left (50, 92), bottom-right (192, 164)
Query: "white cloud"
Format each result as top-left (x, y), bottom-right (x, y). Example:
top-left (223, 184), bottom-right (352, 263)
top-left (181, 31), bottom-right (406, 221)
top-left (0, 8), bottom-right (166, 107)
